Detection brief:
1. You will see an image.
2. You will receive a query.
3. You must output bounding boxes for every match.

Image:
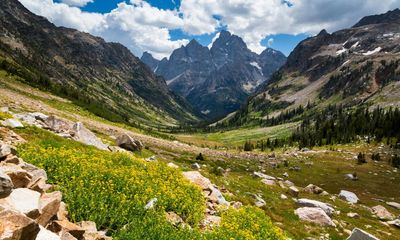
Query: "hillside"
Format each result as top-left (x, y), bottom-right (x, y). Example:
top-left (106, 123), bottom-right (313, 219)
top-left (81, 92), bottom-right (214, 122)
top-left (0, 0), bottom-right (199, 128)
top-left (141, 31), bottom-right (286, 120)
top-left (223, 9), bottom-right (400, 127)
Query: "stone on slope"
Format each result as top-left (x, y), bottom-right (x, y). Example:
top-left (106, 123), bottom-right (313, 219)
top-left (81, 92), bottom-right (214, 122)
top-left (47, 220), bottom-right (85, 239)
top-left (288, 186), bottom-right (300, 197)
top-left (0, 169), bottom-right (13, 198)
top-left (144, 198), bottom-right (157, 210)
top-left (386, 201), bottom-right (400, 210)
top-left (71, 122), bottom-right (109, 150)
top-left (44, 116), bottom-right (72, 133)
top-left (165, 212), bottom-right (184, 226)
top-left (1, 119), bottom-right (24, 128)
top-left (0, 209), bottom-right (40, 240)
top-left (36, 225), bottom-right (61, 240)
top-left (27, 177), bottom-right (51, 193)
top-left (0, 144), bottom-right (17, 159)
top-left (116, 133), bottom-right (143, 152)
top-left (191, 163), bottom-right (201, 170)
top-left (208, 187), bottom-right (229, 205)
top-left (1, 163), bottom-right (33, 188)
top-left (6, 188), bottom-right (41, 218)
top-left (167, 162), bottom-right (179, 169)
top-left (37, 191), bottom-right (62, 226)
top-left (253, 172), bottom-right (276, 180)
top-left (339, 190), bottom-right (359, 204)
top-left (182, 171), bottom-right (212, 189)
top-left (296, 199), bottom-right (335, 216)
top-left (371, 205), bottom-right (395, 221)
top-left (254, 195), bottom-right (266, 207)
top-left (295, 207), bottom-right (335, 227)
top-left (346, 228), bottom-right (379, 240)
top-left (347, 212), bottom-right (360, 219)
top-left (200, 215), bottom-right (221, 230)
top-left (303, 184), bottom-right (324, 194)
top-left (387, 219), bottom-right (400, 228)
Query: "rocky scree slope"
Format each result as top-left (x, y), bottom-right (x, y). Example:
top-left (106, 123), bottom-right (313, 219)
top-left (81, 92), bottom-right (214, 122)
top-left (227, 9), bottom-right (400, 126)
top-left (0, 0), bottom-right (198, 127)
top-left (141, 31), bottom-right (286, 120)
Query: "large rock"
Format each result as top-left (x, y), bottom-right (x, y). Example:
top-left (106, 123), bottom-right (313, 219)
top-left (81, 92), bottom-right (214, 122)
top-left (71, 122), bottom-right (109, 151)
top-left (208, 187), bottom-right (229, 205)
top-left (386, 201), bottom-right (400, 210)
top-left (37, 191), bottom-right (62, 226)
top-left (36, 225), bottom-right (61, 240)
top-left (371, 205), bottom-right (395, 220)
top-left (182, 171), bottom-right (212, 189)
top-left (346, 228), bottom-right (379, 240)
top-left (295, 207), bottom-right (335, 227)
top-left (0, 209), bottom-right (40, 240)
top-left (0, 144), bottom-right (17, 159)
top-left (303, 184), bottom-right (324, 194)
top-left (387, 219), bottom-right (400, 228)
top-left (339, 190), bottom-right (359, 204)
top-left (1, 163), bottom-right (33, 188)
top-left (1, 119), bottom-right (24, 128)
top-left (116, 134), bottom-right (143, 152)
top-left (288, 186), bottom-right (300, 197)
top-left (44, 116), bottom-right (71, 133)
top-left (47, 220), bottom-right (85, 239)
top-left (6, 188), bottom-right (41, 218)
top-left (0, 169), bottom-right (13, 198)
top-left (296, 199), bottom-right (335, 216)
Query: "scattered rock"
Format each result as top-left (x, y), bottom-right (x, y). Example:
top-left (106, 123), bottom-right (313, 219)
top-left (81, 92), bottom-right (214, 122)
top-left (1, 163), bottom-right (32, 188)
top-left (182, 171), bottom-right (212, 190)
top-left (294, 207), bottom-right (335, 227)
top-left (165, 212), bottom-right (184, 226)
top-left (371, 205), bottom-right (395, 221)
top-left (144, 198), bottom-right (157, 210)
top-left (1, 119), bottom-right (24, 128)
top-left (37, 191), bottom-right (62, 226)
top-left (303, 184), bottom-right (324, 194)
top-left (387, 219), bottom-right (400, 228)
top-left (47, 220), bottom-right (85, 239)
top-left (296, 199), bottom-right (335, 216)
top-left (71, 122), bottom-right (109, 150)
top-left (280, 194), bottom-right (288, 200)
top-left (346, 228), bottom-right (379, 240)
top-left (145, 155), bottom-right (156, 162)
top-left (254, 195), bottom-right (266, 207)
top-left (261, 179), bottom-right (276, 186)
top-left (347, 212), bottom-right (360, 219)
top-left (253, 172), bottom-right (276, 180)
top-left (5, 188), bottom-right (40, 218)
top-left (288, 186), bottom-right (299, 197)
top-left (116, 133), bottom-right (143, 152)
top-left (283, 172), bottom-right (289, 178)
top-left (345, 173), bottom-right (358, 181)
top-left (167, 162), bottom-right (179, 169)
top-left (0, 144), bottom-right (17, 159)
top-left (200, 215), bottom-right (221, 230)
top-left (0, 169), bottom-right (13, 198)
top-left (191, 163), bottom-right (201, 170)
top-left (232, 201), bottom-right (243, 209)
top-left (36, 225), bottom-right (60, 240)
top-left (0, 209), bottom-right (40, 240)
top-left (57, 202), bottom-right (68, 221)
top-left (284, 180), bottom-right (295, 187)
top-left (386, 201), bottom-right (400, 210)
top-left (208, 187), bottom-right (229, 205)
top-left (44, 116), bottom-right (71, 133)
top-left (339, 190), bottom-right (359, 204)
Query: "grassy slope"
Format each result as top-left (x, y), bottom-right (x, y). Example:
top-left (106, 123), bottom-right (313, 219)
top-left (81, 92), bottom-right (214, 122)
top-left (1, 72), bottom-right (400, 239)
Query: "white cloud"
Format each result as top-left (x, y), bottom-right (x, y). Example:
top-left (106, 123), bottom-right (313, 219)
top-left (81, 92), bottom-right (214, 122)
top-left (18, 0), bottom-right (400, 57)
top-left (61, 0), bottom-right (93, 7)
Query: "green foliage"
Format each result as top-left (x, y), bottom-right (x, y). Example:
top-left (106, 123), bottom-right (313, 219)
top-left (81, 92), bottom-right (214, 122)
top-left (195, 153), bottom-right (205, 161)
top-left (0, 111), bottom-right (12, 120)
top-left (371, 153), bottom-right (381, 161)
top-left (243, 141), bottom-right (254, 152)
top-left (390, 154), bottom-right (400, 168)
top-left (357, 152), bottom-right (367, 165)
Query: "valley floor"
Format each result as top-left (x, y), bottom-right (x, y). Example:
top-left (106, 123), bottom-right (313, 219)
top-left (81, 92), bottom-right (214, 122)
top-left (1, 72), bottom-right (400, 239)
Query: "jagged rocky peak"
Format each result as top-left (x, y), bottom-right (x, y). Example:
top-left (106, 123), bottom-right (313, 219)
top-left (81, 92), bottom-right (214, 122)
top-left (353, 8), bottom-right (400, 28)
top-left (141, 52), bottom-right (159, 72)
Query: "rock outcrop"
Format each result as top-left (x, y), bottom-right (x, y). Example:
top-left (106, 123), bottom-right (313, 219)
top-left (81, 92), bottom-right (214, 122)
top-left (294, 207), bottom-right (335, 227)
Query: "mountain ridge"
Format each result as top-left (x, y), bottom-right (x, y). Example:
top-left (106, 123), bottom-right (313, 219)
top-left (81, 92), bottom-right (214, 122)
top-left (141, 31), bottom-right (286, 120)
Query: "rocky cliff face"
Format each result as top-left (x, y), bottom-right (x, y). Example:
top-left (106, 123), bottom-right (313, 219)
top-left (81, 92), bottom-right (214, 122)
top-left (0, 0), bottom-right (198, 127)
top-left (141, 31), bottom-right (286, 120)
top-left (226, 8), bottom-right (400, 126)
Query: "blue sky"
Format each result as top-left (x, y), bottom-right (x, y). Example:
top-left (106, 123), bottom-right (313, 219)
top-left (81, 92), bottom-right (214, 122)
top-left (27, 0), bottom-right (400, 59)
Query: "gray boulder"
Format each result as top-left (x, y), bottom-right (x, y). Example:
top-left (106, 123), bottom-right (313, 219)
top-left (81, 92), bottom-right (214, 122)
top-left (1, 119), bottom-right (24, 128)
top-left (44, 116), bottom-right (71, 133)
top-left (339, 190), bottom-right (359, 204)
top-left (71, 122), bottom-right (109, 150)
top-left (296, 199), bottom-right (335, 216)
top-left (0, 169), bottom-right (13, 198)
top-left (116, 133), bottom-right (144, 152)
top-left (295, 207), bottom-right (335, 227)
top-left (0, 144), bottom-right (17, 159)
top-left (346, 228), bottom-right (379, 240)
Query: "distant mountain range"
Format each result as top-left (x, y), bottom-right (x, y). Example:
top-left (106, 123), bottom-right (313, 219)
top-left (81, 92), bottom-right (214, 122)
top-left (223, 8), bottom-right (400, 127)
top-left (0, 0), bottom-right (198, 128)
top-left (141, 31), bottom-right (286, 120)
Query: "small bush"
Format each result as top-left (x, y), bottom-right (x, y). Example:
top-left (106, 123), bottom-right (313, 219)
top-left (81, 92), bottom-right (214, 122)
top-left (195, 153), bottom-right (204, 161)
top-left (390, 154), bottom-right (400, 168)
top-left (243, 141), bottom-right (254, 152)
top-left (357, 152), bottom-right (367, 164)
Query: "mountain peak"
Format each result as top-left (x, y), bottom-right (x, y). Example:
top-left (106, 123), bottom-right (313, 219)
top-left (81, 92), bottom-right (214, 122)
top-left (186, 39), bottom-right (202, 48)
top-left (353, 8), bottom-right (400, 28)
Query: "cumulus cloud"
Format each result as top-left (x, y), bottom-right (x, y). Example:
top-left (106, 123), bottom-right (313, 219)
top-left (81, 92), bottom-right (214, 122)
top-left (61, 0), bottom-right (93, 7)
top-left (18, 0), bottom-right (400, 57)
